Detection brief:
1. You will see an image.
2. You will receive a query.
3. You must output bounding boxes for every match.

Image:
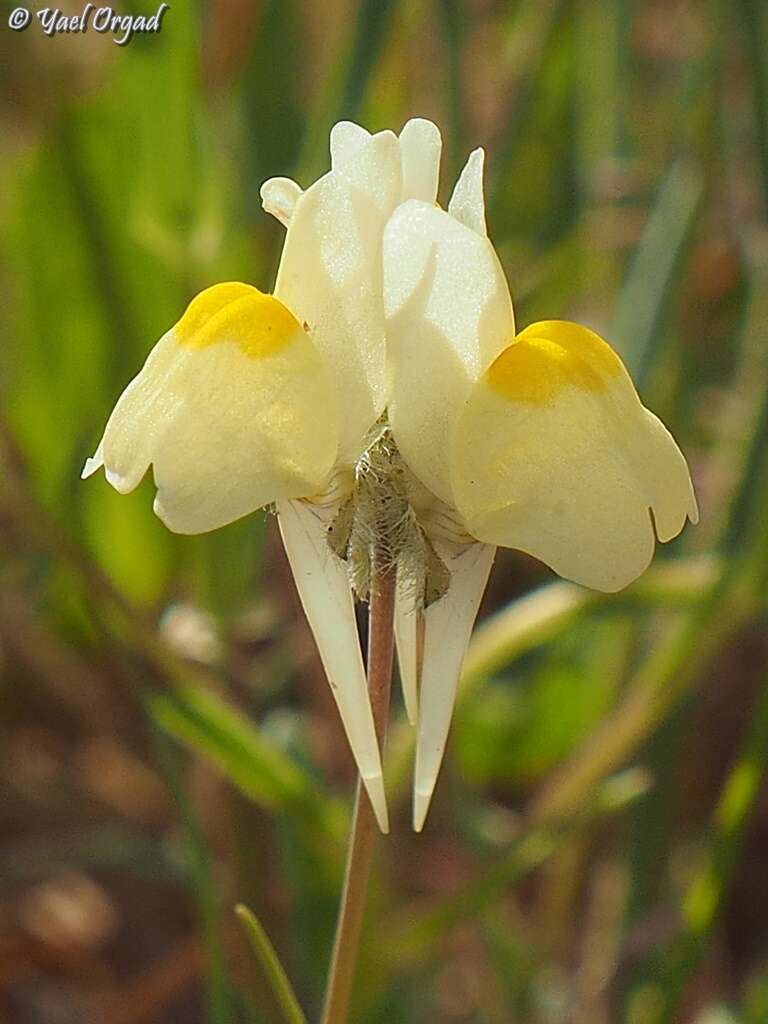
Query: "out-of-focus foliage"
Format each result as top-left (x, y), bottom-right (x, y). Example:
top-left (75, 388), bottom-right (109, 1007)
top-left (1, 1), bottom-right (767, 1022)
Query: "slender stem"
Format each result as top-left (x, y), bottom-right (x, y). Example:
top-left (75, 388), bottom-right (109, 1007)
top-left (320, 552), bottom-right (396, 1024)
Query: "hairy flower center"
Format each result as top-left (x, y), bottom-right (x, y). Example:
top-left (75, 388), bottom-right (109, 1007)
top-left (327, 422), bottom-right (451, 609)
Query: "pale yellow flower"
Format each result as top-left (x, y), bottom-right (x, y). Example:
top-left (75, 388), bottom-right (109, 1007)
top-left (84, 120), bottom-right (696, 832)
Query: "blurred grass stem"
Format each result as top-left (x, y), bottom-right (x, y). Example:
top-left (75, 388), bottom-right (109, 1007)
top-left (235, 904), bottom-right (307, 1024)
top-left (320, 549), bottom-right (395, 1024)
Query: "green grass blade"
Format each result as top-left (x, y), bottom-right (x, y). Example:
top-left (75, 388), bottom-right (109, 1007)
top-left (525, 565), bottom-right (749, 829)
top-left (644, 678), bottom-right (768, 1024)
top-left (434, 0), bottom-right (466, 178)
top-left (721, 257), bottom-right (768, 557)
top-left (151, 721), bottom-right (234, 1024)
top-left (235, 904), bottom-right (308, 1024)
top-left (737, 0), bottom-right (768, 212)
top-left (149, 685), bottom-right (324, 821)
top-left (338, 0), bottom-right (399, 122)
top-left (375, 769), bottom-right (650, 987)
top-left (242, 0), bottom-right (303, 187)
top-left (297, 0), bottom-right (399, 180)
top-left (385, 556), bottom-right (719, 804)
top-left (609, 162), bottom-right (703, 386)
top-left (488, 0), bottom-right (573, 237)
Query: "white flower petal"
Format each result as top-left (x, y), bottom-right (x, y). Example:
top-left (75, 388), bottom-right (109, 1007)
top-left (260, 177), bottom-right (303, 227)
top-left (85, 284), bottom-right (339, 533)
top-left (331, 118), bottom-right (442, 204)
top-left (399, 118), bottom-right (442, 203)
top-left (329, 127), bottom-right (401, 217)
top-left (451, 321), bottom-right (698, 593)
top-left (330, 120), bottom-right (371, 169)
top-left (447, 147), bottom-right (487, 236)
top-left (383, 200), bottom-right (514, 504)
top-left (275, 130), bottom-right (402, 464)
top-left (277, 498), bottom-right (389, 832)
top-left (413, 541), bottom-right (496, 831)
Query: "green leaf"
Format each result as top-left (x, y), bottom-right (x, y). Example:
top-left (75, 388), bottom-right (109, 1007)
top-left (151, 722), bottom-right (235, 1024)
top-left (149, 684), bottom-right (319, 816)
top-left (236, 904), bottom-right (308, 1024)
top-left (609, 161), bottom-right (703, 386)
top-left (241, 0), bottom-right (303, 187)
top-left (738, 0), bottom-right (768, 212)
top-left (634, 675), bottom-right (768, 1024)
top-left (457, 617), bottom-right (626, 785)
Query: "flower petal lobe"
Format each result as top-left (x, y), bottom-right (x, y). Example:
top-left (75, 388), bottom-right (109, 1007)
top-left (85, 284), bottom-right (339, 533)
top-left (384, 200), bottom-right (514, 504)
top-left (399, 118), bottom-right (442, 203)
top-left (275, 131), bottom-right (402, 463)
top-left (451, 321), bottom-right (697, 592)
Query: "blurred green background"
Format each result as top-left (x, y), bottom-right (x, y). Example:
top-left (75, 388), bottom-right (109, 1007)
top-left (1, 1), bottom-right (767, 1021)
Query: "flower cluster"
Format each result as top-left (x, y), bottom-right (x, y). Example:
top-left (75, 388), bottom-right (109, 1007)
top-left (83, 119), bottom-right (697, 832)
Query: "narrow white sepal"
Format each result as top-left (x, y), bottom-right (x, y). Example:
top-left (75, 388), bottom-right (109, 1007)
top-left (394, 579), bottom-right (421, 727)
top-left (260, 177), bottom-right (303, 227)
top-left (447, 148), bottom-right (487, 237)
top-left (276, 498), bottom-right (389, 833)
top-left (413, 541), bottom-right (496, 831)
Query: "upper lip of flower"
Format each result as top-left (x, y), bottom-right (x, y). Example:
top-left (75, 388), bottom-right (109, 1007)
top-left (82, 117), bottom-right (698, 833)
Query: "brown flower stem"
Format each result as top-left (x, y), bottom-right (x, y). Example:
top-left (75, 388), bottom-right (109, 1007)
top-left (320, 551), bottom-right (396, 1024)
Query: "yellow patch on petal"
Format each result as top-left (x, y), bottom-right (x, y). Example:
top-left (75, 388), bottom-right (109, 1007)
top-left (175, 282), bottom-right (301, 359)
top-left (487, 320), bottom-right (623, 404)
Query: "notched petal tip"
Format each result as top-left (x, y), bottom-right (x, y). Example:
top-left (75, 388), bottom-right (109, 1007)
top-left (82, 440), bottom-right (145, 495)
top-left (105, 467), bottom-right (138, 495)
top-left (640, 408), bottom-right (699, 547)
top-left (81, 444), bottom-right (104, 480)
top-left (152, 491), bottom-right (219, 535)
